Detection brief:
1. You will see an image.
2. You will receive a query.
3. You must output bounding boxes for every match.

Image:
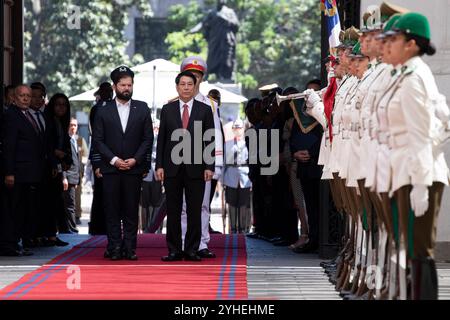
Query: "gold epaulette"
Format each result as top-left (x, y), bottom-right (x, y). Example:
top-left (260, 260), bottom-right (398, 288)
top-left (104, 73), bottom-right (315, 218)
top-left (168, 96), bottom-right (179, 103)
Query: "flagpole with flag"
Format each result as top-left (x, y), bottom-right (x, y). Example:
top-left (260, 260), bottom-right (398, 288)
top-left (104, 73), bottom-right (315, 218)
top-left (321, 0), bottom-right (342, 56)
top-left (320, 0), bottom-right (341, 142)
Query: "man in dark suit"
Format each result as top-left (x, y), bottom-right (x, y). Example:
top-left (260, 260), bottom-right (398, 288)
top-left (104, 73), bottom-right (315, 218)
top-left (92, 66), bottom-right (154, 261)
top-left (2, 85), bottom-right (47, 256)
top-left (156, 71), bottom-right (215, 262)
top-left (290, 80), bottom-right (324, 253)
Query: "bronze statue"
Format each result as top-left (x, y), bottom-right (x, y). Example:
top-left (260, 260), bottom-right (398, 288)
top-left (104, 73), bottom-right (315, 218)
top-left (192, 0), bottom-right (240, 81)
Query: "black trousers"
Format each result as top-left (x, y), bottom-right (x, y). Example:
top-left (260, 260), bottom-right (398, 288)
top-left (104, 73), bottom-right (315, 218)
top-left (0, 182), bottom-right (17, 250)
top-left (89, 175), bottom-right (107, 235)
top-left (299, 177), bottom-right (321, 248)
top-left (102, 173), bottom-right (142, 252)
top-left (9, 183), bottom-right (41, 244)
top-left (164, 166), bottom-right (205, 255)
top-left (63, 185), bottom-right (78, 232)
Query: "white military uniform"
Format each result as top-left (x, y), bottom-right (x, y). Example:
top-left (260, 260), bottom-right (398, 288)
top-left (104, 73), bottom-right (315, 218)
top-left (181, 92), bottom-right (224, 251)
top-left (346, 61), bottom-right (377, 187)
top-left (387, 56), bottom-right (449, 194)
top-left (306, 78), bottom-right (341, 180)
top-left (373, 64), bottom-right (401, 193)
top-left (328, 75), bottom-right (357, 176)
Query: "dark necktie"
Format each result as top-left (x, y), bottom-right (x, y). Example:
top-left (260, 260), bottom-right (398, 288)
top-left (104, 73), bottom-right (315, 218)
top-left (182, 104), bottom-right (189, 129)
top-left (233, 137), bottom-right (238, 165)
top-left (25, 110), bottom-right (40, 134)
top-left (34, 111), bottom-right (45, 133)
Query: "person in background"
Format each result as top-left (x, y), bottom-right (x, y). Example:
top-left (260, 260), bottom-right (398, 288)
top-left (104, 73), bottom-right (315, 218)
top-left (62, 118), bottom-right (84, 232)
top-left (44, 93), bottom-right (75, 236)
top-left (223, 119), bottom-right (252, 233)
top-left (88, 82), bottom-right (113, 235)
top-left (3, 85), bottom-right (15, 112)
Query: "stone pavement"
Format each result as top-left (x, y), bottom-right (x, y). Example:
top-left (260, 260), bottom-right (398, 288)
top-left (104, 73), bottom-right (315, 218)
top-left (1, 187), bottom-right (449, 299)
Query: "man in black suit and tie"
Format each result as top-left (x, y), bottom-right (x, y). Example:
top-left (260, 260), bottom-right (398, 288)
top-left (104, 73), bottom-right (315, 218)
top-left (156, 71), bottom-right (215, 262)
top-left (92, 66), bottom-right (154, 261)
top-left (2, 85), bottom-right (47, 256)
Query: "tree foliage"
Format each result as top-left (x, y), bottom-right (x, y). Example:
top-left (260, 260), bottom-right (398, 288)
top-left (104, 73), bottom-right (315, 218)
top-left (165, 0), bottom-right (321, 97)
top-left (24, 0), bottom-right (152, 97)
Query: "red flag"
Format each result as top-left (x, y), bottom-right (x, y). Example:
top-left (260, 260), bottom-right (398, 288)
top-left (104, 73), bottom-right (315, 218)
top-left (323, 76), bottom-right (337, 143)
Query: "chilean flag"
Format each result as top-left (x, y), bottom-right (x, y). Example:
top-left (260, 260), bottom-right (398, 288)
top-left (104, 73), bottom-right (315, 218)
top-left (321, 0), bottom-right (341, 50)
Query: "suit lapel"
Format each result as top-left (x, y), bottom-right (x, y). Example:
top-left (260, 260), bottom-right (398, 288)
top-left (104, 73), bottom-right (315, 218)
top-left (188, 101), bottom-right (200, 130)
top-left (16, 108), bottom-right (39, 136)
top-left (124, 100), bottom-right (137, 135)
top-left (173, 101), bottom-right (183, 129)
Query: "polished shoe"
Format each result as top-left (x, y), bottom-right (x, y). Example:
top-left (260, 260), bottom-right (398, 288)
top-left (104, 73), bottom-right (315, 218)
top-left (161, 252), bottom-right (183, 262)
top-left (75, 218), bottom-right (82, 225)
top-left (197, 248), bottom-right (216, 258)
top-left (293, 242), bottom-right (318, 254)
top-left (123, 250), bottom-right (138, 261)
top-left (246, 232), bottom-right (260, 239)
top-left (269, 236), bottom-right (283, 243)
top-left (184, 252), bottom-right (202, 262)
top-left (272, 239), bottom-right (290, 246)
top-left (20, 248), bottom-right (34, 256)
top-left (105, 247), bottom-right (122, 260)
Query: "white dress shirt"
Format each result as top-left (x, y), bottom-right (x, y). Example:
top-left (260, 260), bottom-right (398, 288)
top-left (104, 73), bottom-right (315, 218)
top-left (110, 98), bottom-right (131, 165)
top-left (116, 99), bottom-right (131, 132)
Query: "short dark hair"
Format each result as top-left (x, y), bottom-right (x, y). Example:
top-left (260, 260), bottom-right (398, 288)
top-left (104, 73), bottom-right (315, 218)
top-left (305, 79), bottom-right (321, 89)
top-left (175, 71), bottom-right (197, 85)
top-left (95, 82), bottom-right (113, 101)
top-left (30, 82), bottom-right (46, 96)
top-left (208, 89), bottom-right (221, 105)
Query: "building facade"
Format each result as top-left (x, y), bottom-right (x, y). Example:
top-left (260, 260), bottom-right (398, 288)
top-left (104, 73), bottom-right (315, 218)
top-left (2, 0), bottom-right (24, 93)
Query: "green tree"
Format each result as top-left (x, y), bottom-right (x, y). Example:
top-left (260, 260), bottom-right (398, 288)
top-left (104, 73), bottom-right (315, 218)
top-left (24, 0), bottom-right (152, 97)
top-left (165, 0), bottom-right (321, 97)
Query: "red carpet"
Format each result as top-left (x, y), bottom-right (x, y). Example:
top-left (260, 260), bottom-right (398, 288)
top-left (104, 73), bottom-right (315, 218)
top-left (0, 234), bottom-right (247, 300)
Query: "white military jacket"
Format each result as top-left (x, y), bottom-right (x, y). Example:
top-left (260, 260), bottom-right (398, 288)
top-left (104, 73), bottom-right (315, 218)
top-left (195, 92), bottom-right (224, 172)
top-left (387, 56), bottom-right (450, 192)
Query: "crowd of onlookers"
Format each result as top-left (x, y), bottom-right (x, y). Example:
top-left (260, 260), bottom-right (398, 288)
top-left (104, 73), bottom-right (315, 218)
top-left (0, 83), bottom-right (88, 256)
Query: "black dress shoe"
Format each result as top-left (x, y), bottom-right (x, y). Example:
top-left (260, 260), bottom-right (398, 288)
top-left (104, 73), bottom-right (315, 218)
top-left (54, 237), bottom-right (69, 247)
top-left (75, 218), bottom-right (82, 225)
top-left (123, 250), bottom-right (138, 261)
top-left (246, 232), bottom-right (259, 239)
top-left (161, 252), bottom-right (183, 262)
top-left (293, 242), bottom-right (318, 254)
top-left (106, 247), bottom-right (122, 260)
top-left (21, 248), bottom-right (34, 256)
top-left (269, 236), bottom-right (283, 243)
top-left (197, 248), bottom-right (216, 258)
top-left (104, 250), bottom-right (112, 259)
top-left (273, 239), bottom-right (290, 246)
top-left (184, 252), bottom-right (202, 262)
top-left (0, 248), bottom-right (23, 256)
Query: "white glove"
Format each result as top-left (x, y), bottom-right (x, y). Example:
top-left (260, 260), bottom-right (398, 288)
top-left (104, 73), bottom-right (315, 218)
top-left (213, 166), bottom-right (222, 180)
top-left (305, 90), bottom-right (322, 110)
top-left (410, 185), bottom-right (429, 217)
